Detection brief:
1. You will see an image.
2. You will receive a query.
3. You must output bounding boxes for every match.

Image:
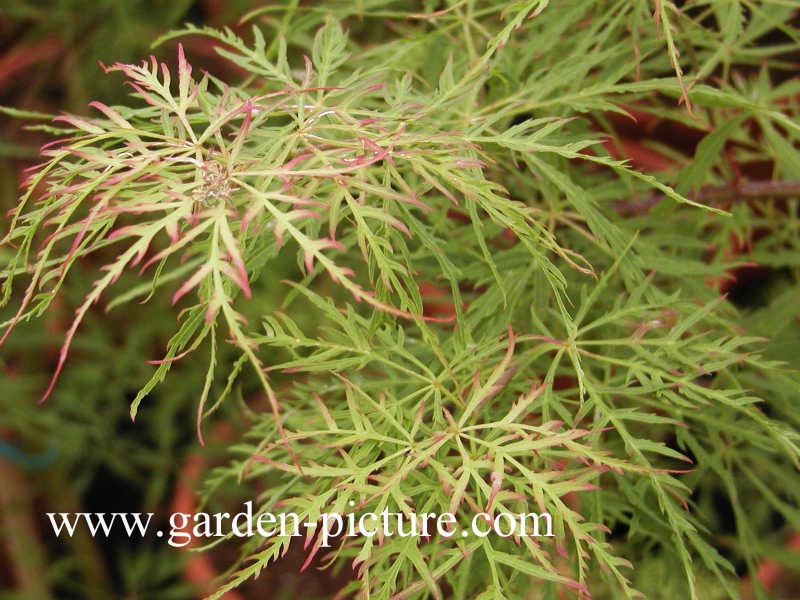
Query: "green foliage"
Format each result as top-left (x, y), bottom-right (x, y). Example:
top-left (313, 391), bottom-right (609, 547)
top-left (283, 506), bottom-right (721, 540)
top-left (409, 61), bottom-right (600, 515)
top-left (2, 1), bottom-right (800, 599)
top-left (0, 0), bottom-right (257, 106)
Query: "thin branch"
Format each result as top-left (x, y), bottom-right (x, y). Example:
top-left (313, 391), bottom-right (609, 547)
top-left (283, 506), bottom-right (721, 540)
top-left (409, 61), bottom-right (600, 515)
top-left (612, 181), bottom-right (800, 217)
top-left (0, 455), bottom-right (53, 600)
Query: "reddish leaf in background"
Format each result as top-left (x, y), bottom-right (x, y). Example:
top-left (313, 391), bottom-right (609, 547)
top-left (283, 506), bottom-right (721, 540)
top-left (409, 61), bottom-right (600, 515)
top-left (0, 37), bottom-right (61, 87)
top-left (419, 281), bottom-right (460, 320)
top-left (600, 137), bottom-right (674, 173)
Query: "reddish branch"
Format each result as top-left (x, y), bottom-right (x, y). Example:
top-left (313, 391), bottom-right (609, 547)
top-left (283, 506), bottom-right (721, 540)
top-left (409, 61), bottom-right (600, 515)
top-left (612, 180), bottom-right (800, 217)
top-left (0, 457), bottom-right (52, 600)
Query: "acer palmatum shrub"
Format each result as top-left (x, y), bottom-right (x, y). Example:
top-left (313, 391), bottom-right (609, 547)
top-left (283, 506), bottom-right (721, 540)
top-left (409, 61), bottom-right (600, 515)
top-left (2, 2), bottom-right (799, 599)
